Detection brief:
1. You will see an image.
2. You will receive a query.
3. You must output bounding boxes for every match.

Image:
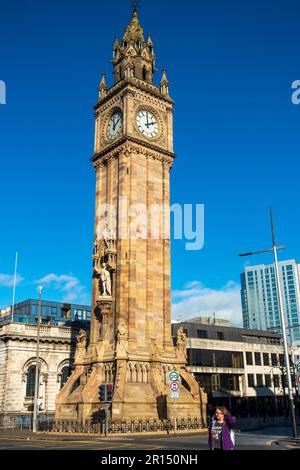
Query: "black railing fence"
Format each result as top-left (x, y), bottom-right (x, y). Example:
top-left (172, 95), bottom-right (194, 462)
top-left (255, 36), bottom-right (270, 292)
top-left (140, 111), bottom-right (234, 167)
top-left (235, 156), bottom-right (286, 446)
top-left (0, 414), bottom-right (203, 434)
top-left (44, 417), bottom-right (203, 434)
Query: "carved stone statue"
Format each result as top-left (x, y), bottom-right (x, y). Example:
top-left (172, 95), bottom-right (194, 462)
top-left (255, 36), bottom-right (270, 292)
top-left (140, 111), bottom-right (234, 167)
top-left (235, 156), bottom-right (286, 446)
top-left (100, 262), bottom-right (112, 296)
top-left (75, 329), bottom-right (87, 363)
top-left (176, 326), bottom-right (187, 360)
top-left (117, 318), bottom-right (128, 342)
top-left (116, 318), bottom-right (128, 358)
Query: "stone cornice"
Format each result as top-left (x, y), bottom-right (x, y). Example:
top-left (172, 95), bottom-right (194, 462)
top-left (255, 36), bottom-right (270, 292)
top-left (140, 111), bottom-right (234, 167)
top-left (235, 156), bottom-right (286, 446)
top-left (94, 78), bottom-right (174, 111)
top-left (91, 136), bottom-right (175, 169)
top-left (0, 333), bottom-right (75, 345)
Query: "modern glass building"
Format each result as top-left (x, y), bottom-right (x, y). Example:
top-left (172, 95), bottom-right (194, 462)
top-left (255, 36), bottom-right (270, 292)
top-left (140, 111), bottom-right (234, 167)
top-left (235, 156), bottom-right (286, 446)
top-left (241, 259), bottom-right (300, 345)
top-left (0, 299), bottom-right (91, 326)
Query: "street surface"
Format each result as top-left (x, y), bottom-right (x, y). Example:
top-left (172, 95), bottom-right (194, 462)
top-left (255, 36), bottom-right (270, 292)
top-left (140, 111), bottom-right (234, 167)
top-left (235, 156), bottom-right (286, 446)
top-left (0, 427), bottom-right (299, 450)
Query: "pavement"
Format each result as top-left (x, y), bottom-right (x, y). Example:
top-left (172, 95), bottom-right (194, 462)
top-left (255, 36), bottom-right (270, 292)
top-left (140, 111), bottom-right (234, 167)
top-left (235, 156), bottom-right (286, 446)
top-left (0, 427), bottom-right (208, 440)
top-left (0, 427), bottom-right (299, 450)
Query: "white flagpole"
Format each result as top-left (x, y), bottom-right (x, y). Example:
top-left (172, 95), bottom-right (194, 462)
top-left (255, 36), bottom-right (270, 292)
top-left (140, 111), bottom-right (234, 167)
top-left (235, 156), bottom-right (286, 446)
top-left (11, 252), bottom-right (18, 322)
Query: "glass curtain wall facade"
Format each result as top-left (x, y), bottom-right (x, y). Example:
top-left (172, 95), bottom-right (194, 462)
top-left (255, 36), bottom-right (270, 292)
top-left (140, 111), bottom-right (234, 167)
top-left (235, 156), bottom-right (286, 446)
top-left (0, 299), bottom-right (91, 326)
top-left (241, 259), bottom-right (300, 345)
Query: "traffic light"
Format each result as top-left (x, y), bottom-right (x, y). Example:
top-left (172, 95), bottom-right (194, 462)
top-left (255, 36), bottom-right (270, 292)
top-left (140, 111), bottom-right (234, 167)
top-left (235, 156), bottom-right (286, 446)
top-left (107, 384), bottom-right (113, 402)
top-left (99, 384), bottom-right (106, 402)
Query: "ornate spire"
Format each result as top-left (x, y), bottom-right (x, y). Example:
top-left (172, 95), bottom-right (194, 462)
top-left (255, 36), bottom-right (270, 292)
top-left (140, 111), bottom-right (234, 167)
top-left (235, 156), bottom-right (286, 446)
top-left (160, 69), bottom-right (169, 97)
top-left (122, 8), bottom-right (145, 44)
top-left (99, 73), bottom-right (108, 99)
top-left (111, 8), bottom-right (156, 84)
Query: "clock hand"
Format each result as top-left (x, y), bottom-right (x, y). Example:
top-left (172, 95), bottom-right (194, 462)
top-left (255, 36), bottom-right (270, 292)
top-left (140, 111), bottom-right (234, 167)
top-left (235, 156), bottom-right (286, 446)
top-left (113, 115), bottom-right (116, 131)
top-left (146, 113), bottom-right (150, 127)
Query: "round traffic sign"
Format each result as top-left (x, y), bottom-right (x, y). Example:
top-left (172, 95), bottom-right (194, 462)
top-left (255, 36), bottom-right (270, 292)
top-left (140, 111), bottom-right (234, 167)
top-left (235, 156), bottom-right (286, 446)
top-left (296, 363), bottom-right (300, 373)
top-left (297, 376), bottom-right (300, 384)
top-left (169, 371), bottom-right (179, 382)
top-left (170, 381), bottom-right (179, 392)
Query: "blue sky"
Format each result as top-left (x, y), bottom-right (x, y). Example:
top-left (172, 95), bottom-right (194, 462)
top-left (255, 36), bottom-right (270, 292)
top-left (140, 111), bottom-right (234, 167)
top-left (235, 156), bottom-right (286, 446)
top-left (0, 0), bottom-right (299, 324)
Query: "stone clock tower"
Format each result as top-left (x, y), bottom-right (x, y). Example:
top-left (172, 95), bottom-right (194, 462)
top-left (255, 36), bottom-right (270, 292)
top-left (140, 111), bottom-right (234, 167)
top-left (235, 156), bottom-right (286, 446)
top-left (56, 10), bottom-right (207, 423)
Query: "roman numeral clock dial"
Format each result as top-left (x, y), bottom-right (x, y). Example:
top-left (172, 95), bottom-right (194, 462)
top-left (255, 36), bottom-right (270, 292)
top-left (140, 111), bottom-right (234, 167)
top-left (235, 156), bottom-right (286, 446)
top-left (107, 111), bottom-right (123, 141)
top-left (136, 110), bottom-right (158, 139)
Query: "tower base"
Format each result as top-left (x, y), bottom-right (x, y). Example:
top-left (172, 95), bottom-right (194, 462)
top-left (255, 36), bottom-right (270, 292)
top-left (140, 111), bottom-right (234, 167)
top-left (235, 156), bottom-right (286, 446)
top-left (55, 356), bottom-right (207, 425)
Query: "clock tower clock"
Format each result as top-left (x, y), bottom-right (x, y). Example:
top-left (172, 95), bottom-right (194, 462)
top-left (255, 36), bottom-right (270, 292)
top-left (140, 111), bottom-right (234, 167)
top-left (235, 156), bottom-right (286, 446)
top-left (56, 9), bottom-right (207, 424)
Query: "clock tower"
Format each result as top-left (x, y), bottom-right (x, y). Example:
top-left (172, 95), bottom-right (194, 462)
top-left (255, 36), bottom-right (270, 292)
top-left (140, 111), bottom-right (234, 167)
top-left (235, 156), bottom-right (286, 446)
top-left (56, 9), bottom-right (207, 423)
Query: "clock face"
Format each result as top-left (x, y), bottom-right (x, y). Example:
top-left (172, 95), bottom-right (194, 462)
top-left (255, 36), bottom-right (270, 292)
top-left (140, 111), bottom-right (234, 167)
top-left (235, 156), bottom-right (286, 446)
top-left (136, 110), bottom-right (158, 139)
top-left (107, 111), bottom-right (123, 141)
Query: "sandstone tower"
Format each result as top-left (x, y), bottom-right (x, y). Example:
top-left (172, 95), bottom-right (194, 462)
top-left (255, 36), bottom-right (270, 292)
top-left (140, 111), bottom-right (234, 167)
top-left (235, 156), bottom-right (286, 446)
top-left (55, 9), bottom-right (207, 423)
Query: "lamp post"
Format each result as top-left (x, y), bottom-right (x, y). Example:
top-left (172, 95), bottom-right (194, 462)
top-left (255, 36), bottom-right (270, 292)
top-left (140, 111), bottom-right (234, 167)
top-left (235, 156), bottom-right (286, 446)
top-left (11, 252), bottom-right (18, 322)
top-left (32, 285), bottom-right (43, 433)
top-left (239, 208), bottom-right (297, 438)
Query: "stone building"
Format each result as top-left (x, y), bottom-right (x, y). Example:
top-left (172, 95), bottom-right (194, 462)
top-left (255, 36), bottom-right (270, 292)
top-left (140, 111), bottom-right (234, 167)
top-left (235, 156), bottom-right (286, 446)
top-left (0, 321), bottom-right (87, 424)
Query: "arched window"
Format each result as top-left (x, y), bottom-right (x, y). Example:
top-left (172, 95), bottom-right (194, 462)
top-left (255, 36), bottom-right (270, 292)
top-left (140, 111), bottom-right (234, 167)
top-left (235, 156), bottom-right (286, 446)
top-left (26, 365), bottom-right (38, 397)
top-left (60, 366), bottom-right (71, 389)
top-left (142, 66), bottom-right (147, 81)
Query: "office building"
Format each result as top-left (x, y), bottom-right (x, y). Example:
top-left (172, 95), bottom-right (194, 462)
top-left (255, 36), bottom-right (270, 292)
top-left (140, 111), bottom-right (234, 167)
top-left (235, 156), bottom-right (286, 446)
top-left (172, 318), bottom-right (300, 417)
top-left (241, 259), bottom-right (300, 345)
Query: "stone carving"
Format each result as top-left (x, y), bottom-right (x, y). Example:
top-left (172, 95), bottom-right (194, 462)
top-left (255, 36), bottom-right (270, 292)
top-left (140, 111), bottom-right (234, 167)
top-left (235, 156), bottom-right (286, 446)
top-left (75, 329), bottom-right (87, 363)
top-left (176, 326), bottom-right (187, 360)
top-left (115, 318), bottom-right (128, 358)
top-left (100, 262), bottom-right (112, 296)
top-left (117, 318), bottom-right (128, 341)
top-left (127, 362), bottom-right (149, 383)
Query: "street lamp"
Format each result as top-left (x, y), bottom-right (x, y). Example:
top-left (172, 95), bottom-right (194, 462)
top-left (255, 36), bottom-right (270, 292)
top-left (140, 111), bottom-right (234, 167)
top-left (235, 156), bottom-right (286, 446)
top-left (32, 285), bottom-right (43, 433)
top-left (239, 208), bottom-right (298, 438)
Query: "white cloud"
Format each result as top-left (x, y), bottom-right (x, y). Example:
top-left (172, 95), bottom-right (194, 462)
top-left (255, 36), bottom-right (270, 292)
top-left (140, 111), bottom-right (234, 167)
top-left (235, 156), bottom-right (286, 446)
top-left (172, 280), bottom-right (243, 327)
top-left (0, 273), bottom-right (24, 288)
top-left (35, 273), bottom-right (90, 305)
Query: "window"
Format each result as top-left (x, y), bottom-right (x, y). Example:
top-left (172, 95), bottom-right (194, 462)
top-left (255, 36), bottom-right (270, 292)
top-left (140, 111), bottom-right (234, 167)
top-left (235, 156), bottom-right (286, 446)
top-left (273, 375), bottom-right (280, 388)
top-left (265, 374), bottom-right (272, 387)
top-left (197, 329), bottom-right (208, 339)
top-left (246, 352), bottom-right (253, 365)
top-left (271, 353), bottom-right (278, 366)
top-left (254, 352), bottom-right (262, 366)
top-left (60, 366), bottom-right (71, 389)
top-left (217, 331), bottom-right (224, 340)
top-left (281, 374), bottom-right (287, 389)
top-left (26, 365), bottom-right (38, 397)
top-left (248, 374), bottom-right (255, 387)
top-left (256, 374), bottom-right (263, 387)
top-left (263, 353), bottom-right (270, 366)
top-left (232, 352), bottom-right (244, 368)
top-left (279, 354), bottom-right (285, 366)
top-left (211, 374), bottom-right (220, 392)
top-left (142, 66), bottom-right (147, 80)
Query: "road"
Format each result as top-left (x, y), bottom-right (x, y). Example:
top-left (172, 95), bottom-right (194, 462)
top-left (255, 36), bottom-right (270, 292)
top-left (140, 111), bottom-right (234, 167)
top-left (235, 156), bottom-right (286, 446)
top-left (0, 427), bottom-right (298, 450)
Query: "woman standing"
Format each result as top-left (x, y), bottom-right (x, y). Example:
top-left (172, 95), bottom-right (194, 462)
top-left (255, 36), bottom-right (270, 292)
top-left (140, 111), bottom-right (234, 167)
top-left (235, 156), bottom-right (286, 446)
top-left (208, 406), bottom-right (236, 451)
